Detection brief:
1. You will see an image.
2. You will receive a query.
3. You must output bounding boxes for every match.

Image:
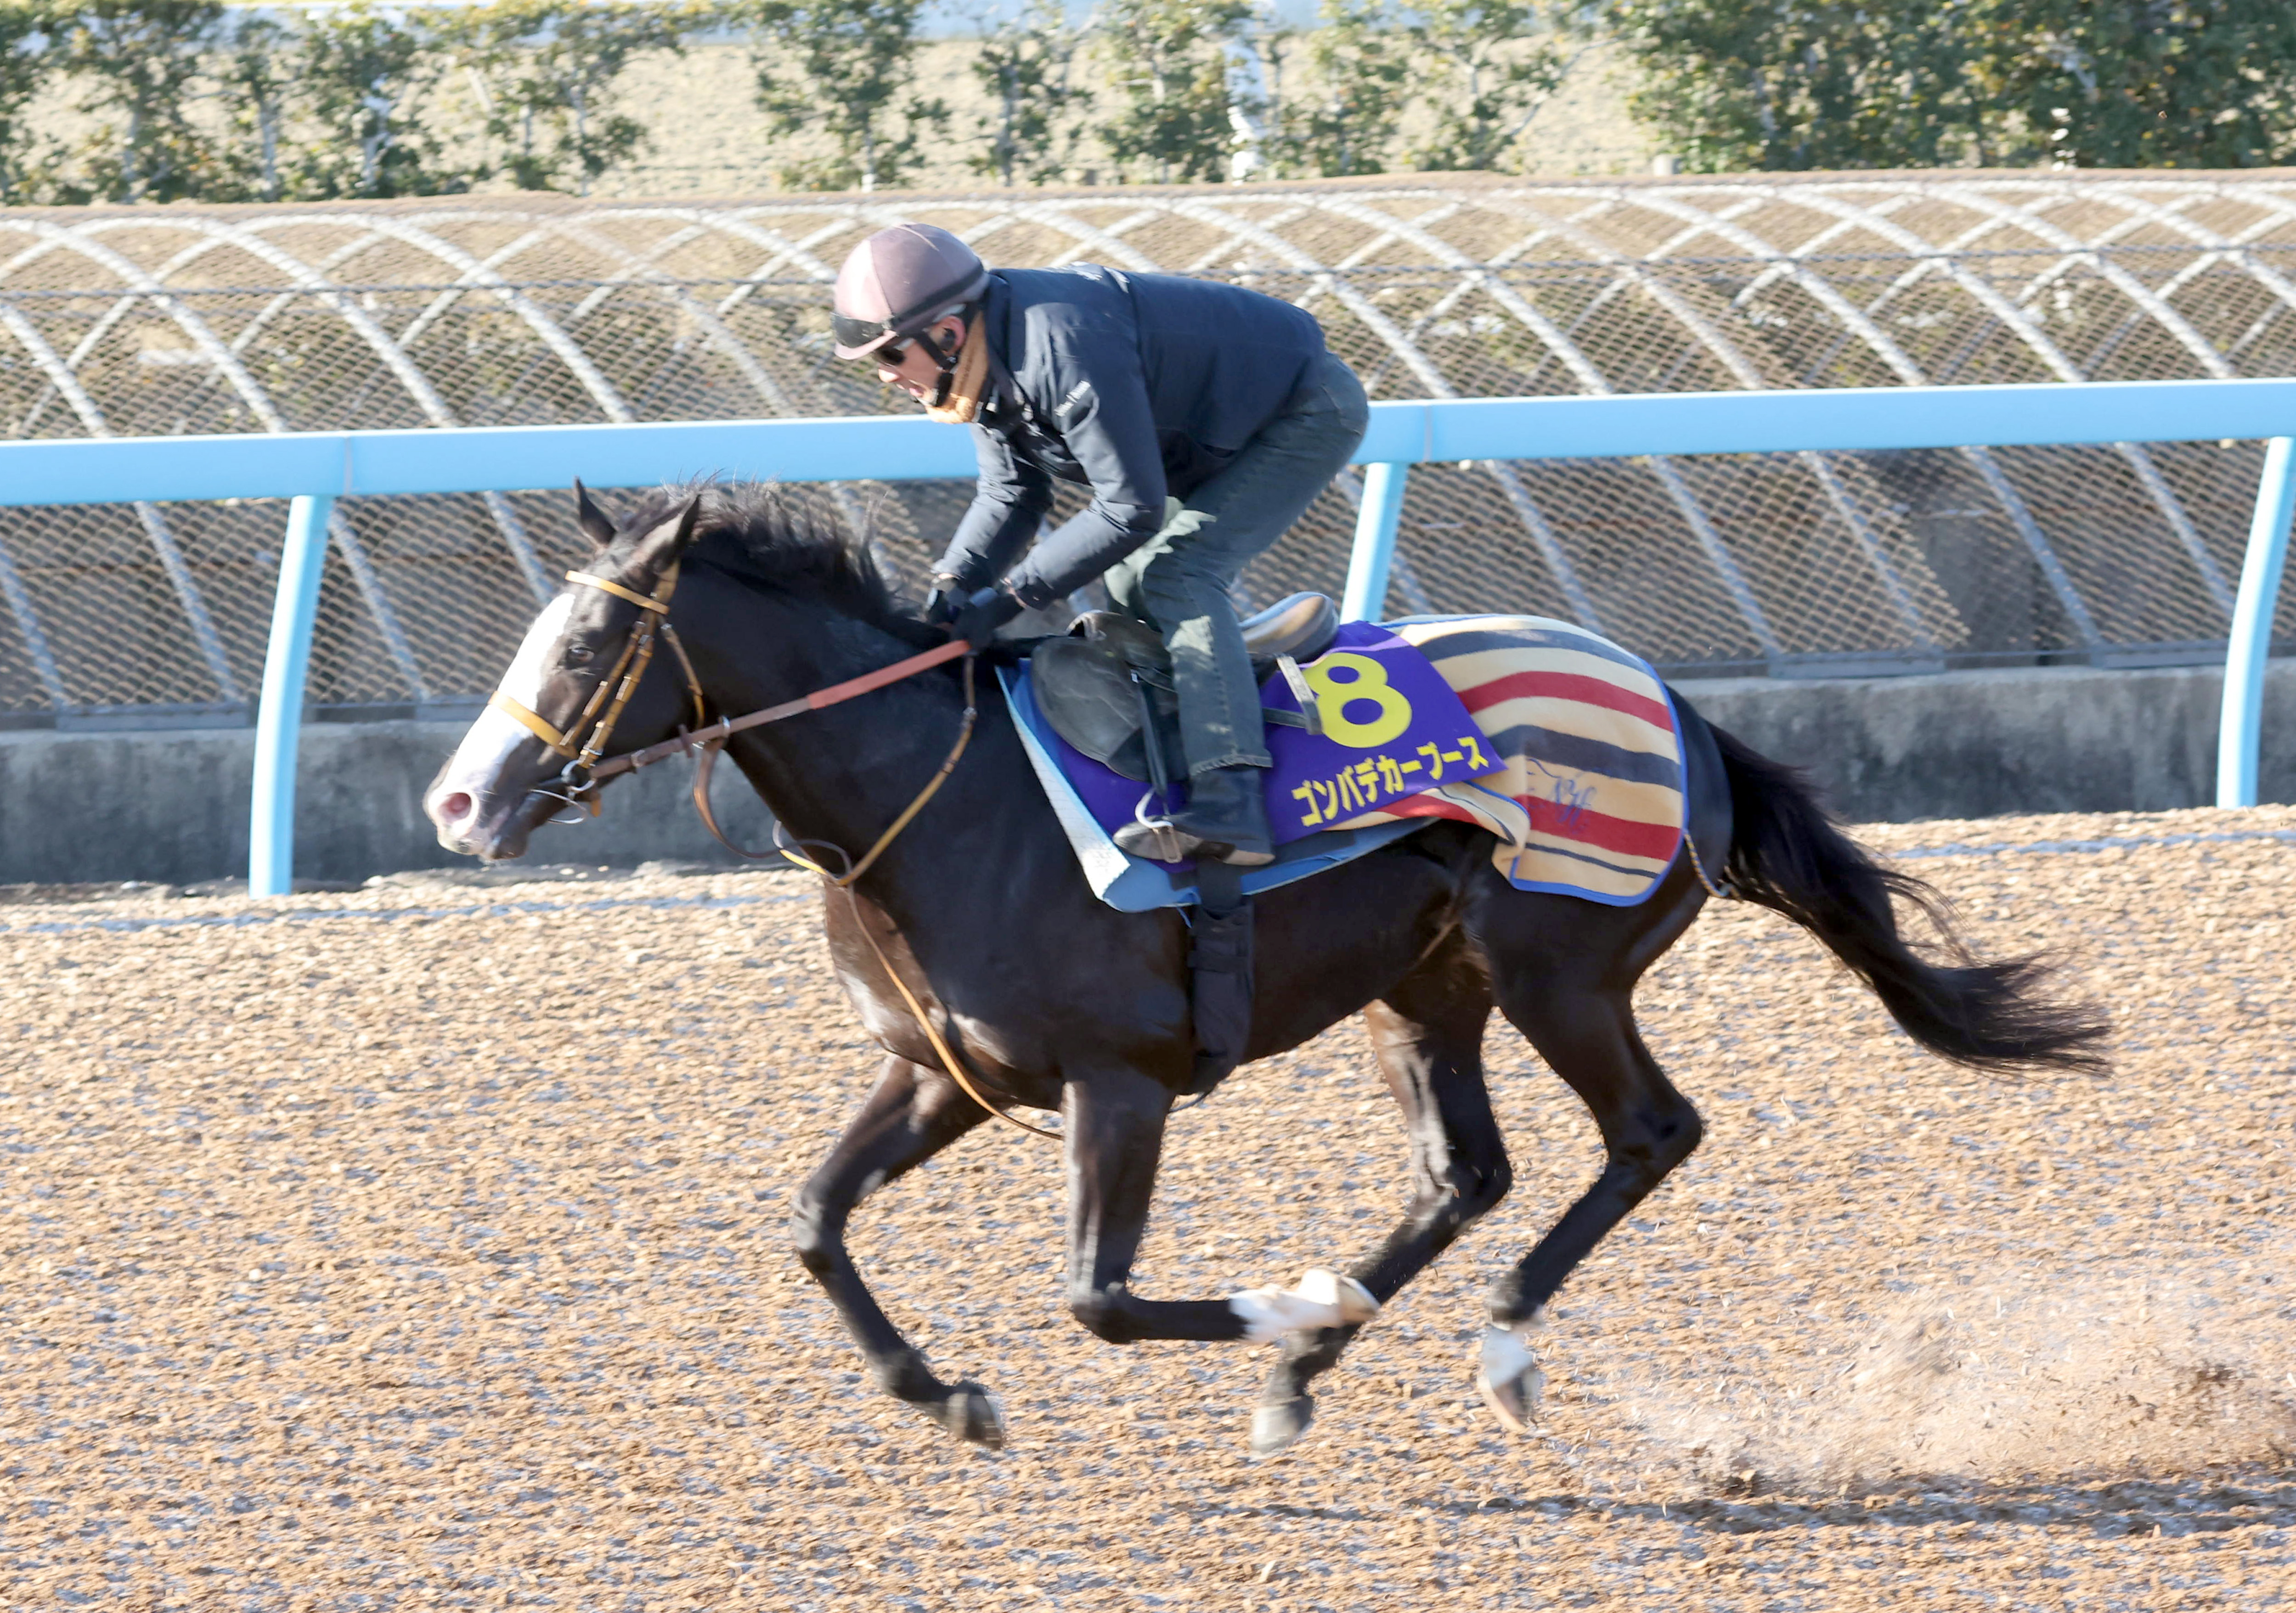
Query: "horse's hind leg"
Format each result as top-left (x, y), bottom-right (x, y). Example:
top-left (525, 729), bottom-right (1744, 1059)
top-left (790, 1055), bottom-right (998, 1447)
top-left (1252, 941), bottom-right (1510, 1457)
top-left (1471, 881), bottom-right (1706, 1432)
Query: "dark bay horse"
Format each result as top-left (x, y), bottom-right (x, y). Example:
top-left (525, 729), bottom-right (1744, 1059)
top-left (426, 484), bottom-right (2105, 1456)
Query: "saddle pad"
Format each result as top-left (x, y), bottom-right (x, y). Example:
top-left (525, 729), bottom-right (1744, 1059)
top-left (1004, 614), bottom-right (1686, 911)
top-left (1347, 615), bottom-right (1687, 904)
top-left (1000, 662), bottom-right (1428, 914)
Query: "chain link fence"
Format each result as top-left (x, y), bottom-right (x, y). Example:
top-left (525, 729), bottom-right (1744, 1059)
top-left (3, 174), bottom-right (2293, 726)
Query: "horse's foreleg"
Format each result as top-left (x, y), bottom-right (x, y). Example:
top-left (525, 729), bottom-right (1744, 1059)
top-left (790, 1054), bottom-right (999, 1447)
top-left (1252, 952), bottom-right (1509, 1457)
top-left (1061, 1063), bottom-right (1251, 1344)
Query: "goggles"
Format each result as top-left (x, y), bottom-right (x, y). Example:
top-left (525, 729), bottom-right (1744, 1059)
top-left (833, 286), bottom-right (979, 363)
top-left (832, 310), bottom-right (896, 356)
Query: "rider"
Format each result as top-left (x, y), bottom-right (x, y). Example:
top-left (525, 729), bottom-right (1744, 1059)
top-left (830, 222), bottom-right (1369, 867)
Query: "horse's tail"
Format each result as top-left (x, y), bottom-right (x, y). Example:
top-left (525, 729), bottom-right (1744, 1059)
top-left (1705, 720), bottom-right (2110, 1074)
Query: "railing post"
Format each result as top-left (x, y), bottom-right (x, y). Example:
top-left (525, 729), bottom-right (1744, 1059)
top-left (249, 494), bottom-right (334, 897)
top-left (1342, 461), bottom-right (1409, 623)
top-left (2217, 437), bottom-right (2296, 808)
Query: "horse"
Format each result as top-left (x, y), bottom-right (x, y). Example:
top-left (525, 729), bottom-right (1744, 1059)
top-left (424, 481), bottom-right (2106, 1457)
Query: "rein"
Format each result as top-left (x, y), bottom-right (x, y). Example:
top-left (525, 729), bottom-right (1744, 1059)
top-left (505, 567), bottom-right (1051, 1138)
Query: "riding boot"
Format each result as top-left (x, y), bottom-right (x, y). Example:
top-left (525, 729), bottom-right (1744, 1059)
top-left (1116, 762), bottom-right (1276, 867)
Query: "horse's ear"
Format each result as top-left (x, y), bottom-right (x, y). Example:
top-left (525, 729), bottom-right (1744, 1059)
top-left (626, 493), bottom-right (704, 577)
top-left (574, 479), bottom-right (616, 552)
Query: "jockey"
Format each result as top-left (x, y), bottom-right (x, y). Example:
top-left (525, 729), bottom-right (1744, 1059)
top-left (831, 221), bottom-right (1369, 867)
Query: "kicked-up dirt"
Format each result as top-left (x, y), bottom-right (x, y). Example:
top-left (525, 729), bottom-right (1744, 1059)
top-left (1, 805), bottom-right (2291, 1609)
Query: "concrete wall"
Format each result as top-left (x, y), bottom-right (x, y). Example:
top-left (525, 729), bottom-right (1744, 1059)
top-left (1673, 660), bottom-right (2296, 824)
top-left (4, 659), bottom-right (2290, 887)
top-left (0, 718), bottom-right (775, 888)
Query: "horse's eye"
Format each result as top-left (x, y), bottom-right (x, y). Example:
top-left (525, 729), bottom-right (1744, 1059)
top-left (565, 643), bottom-right (596, 665)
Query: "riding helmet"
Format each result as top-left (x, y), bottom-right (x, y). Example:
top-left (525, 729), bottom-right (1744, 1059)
top-left (831, 224), bottom-right (991, 361)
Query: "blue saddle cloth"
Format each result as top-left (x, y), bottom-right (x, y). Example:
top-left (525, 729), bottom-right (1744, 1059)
top-left (999, 661), bottom-right (1426, 913)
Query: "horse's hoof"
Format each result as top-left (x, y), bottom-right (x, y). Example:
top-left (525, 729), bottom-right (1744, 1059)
top-left (1472, 1325), bottom-right (1546, 1435)
top-left (1249, 1395), bottom-right (1315, 1460)
top-left (930, 1382), bottom-right (1007, 1450)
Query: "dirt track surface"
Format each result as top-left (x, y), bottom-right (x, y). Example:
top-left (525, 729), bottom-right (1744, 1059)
top-left (3, 806), bottom-right (2293, 1610)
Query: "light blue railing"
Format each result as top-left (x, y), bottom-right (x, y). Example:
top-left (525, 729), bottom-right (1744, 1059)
top-left (0, 376), bottom-right (2290, 897)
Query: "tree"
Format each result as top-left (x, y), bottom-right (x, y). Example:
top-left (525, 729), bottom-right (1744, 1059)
top-left (1980, 0), bottom-right (2296, 169)
top-left (1402, 0), bottom-right (1574, 172)
top-left (1273, 0), bottom-right (1408, 177)
top-left (291, 2), bottom-right (464, 198)
top-left (1096, 0), bottom-right (1254, 184)
top-left (0, 0), bottom-right (57, 203)
top-left (1596, 0), bottom-right (2296, 172)
top-left (452, 0), bottom-right (686, 194)
top-left (54, 0), bottom-right (223, 203)
top-left (1595, 0), bottom-right (1985, 171)
top-left (744, 0), bottom-right (947, 192)
top-left (969, 0), bottom-right (1088, 186)
top-left (217, 11), bottom-right (296, 202)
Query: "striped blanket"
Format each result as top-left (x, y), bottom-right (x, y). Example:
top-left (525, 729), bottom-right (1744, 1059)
top-left (1329, 615), bottom-right (1687, 904)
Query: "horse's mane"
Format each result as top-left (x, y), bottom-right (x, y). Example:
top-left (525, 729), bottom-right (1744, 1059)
top-left (616, 479), bottom-right (933, 642)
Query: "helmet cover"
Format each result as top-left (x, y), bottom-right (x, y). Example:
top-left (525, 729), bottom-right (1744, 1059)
top-left (831, 224), bottom-right (990, 361)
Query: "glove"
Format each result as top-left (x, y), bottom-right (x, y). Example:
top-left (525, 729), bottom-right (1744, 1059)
top-left (921, 573), bottom-right (965, 625)
top-left (948, 585), bottom-right (1024, 650)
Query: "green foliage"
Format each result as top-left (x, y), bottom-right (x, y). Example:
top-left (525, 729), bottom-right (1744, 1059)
top-left (288, 3), bottom-right (465, 198)
top-left (1402, 0), bottom-right (1572, 172)
top-left (0, 0), bottom-right (2275, 213)
top-left (744, 0), bottom-right (948, 192)
top-left (54, 0), bottom-right (222, 203)
top-left (1273, 0), bottom-right (1407, 176)
top-left (0, 0), bottom-right (56, 203)
top-left (1594, 0), bottom-right (1984, 170)
top-left (1597, 0), bottom-right (2296, 171)
top-left (1983, 0), bottom-right (2296, 169)
top-left (453, 0), bottom-right (688, 195)
top-left (970, 0), bottom-right (1087, 186)
top-left (216, 13), bottom-right (295, 202)
top-left (1096, 0), bottom-right (1253, 185)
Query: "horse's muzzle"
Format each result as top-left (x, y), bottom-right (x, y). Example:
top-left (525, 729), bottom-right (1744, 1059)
top-left (424, 781), bottom-right (549, 862)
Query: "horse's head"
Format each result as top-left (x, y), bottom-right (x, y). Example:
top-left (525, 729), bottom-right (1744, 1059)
top-left (425, 483), bottom-right (703, 861)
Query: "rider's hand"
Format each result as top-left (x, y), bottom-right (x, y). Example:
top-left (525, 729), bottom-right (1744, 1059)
top-left (921, 573), bottom-right (965, 625)
top-left (949, 585), bottom-right (1024, 650)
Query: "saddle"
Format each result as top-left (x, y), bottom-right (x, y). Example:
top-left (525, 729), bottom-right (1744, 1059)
top-left (1025, 592), bottom-right (1338, 1103)
top-left (1029, 591), bottom-right (1340, 783)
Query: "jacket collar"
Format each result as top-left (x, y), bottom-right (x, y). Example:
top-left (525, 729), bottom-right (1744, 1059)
top-left (978, 274), bottom-right (1024, 418)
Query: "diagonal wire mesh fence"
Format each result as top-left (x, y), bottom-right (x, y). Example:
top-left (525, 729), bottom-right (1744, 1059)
top-left (2, 173), bottom-right (2293, 726)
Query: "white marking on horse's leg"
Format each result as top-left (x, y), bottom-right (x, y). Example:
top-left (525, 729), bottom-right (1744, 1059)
top-left (1227, 1267), bottom-right (1381, 1344)
top-left (425, 594), bottom-right (573, 831)
top-left (1473, 1306), bottom-right (1550, 1433)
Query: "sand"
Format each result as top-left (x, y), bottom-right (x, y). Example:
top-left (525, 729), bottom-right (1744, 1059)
top-left (1, 804), bottom-right (2291, 1608)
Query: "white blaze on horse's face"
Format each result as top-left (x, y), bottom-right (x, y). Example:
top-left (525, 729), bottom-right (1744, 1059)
top-left (424, 593), bottom-right (575, 853)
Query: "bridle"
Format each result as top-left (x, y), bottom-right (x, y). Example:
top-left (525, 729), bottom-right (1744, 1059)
top-left (489, 564), bottom-right (709, 815)
top-left (486, 562), bottom-right (1054, 1139)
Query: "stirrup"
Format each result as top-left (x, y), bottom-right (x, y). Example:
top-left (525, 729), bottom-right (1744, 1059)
top-left (1116, 790), bottom-right (1189, 863)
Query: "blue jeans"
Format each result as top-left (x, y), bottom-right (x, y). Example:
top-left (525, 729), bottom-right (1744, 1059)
top-left (1102, 351), bottom-right (1369, 774)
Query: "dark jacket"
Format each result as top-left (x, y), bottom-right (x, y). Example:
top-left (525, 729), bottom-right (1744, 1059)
top-left (932, 266), bottom-right (1329, 609)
